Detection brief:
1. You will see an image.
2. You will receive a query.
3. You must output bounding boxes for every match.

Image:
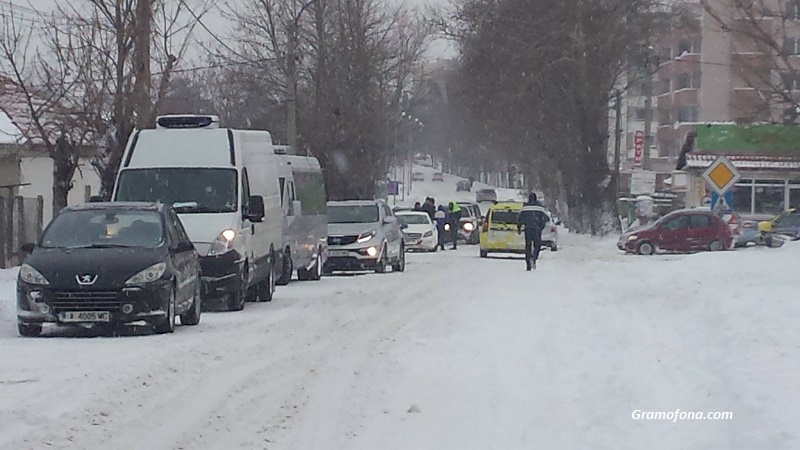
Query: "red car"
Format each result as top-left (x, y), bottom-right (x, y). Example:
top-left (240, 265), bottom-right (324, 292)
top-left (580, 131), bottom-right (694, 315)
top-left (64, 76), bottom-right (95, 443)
top-left (618, 210), bottom-right (733, 255)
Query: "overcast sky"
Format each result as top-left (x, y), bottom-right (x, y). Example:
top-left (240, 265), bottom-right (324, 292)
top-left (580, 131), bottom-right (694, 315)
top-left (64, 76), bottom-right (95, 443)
top-left (16, 0), bottom-right (456, 63)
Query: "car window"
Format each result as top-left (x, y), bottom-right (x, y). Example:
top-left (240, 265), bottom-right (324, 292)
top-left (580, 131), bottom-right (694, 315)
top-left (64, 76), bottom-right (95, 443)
top-left (688, 214), bottom-right (710, 228)
top-left (774, 213), bottom-right (800, 228)
top-left (382, 204), bottom-right (393, 219)
top-left (397, 214), bottom-right (431, 225)
top-left (490, 210), bottom-right (519, 224)
top-left (170, 210), bottom-right (192, 245)
top-left (662, 215), bottom-right (688, 231)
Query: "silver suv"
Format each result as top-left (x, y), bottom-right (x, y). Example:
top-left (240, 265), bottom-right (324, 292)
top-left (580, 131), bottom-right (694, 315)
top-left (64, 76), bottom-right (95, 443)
top-left (324, 200), bottom-right (406, 274)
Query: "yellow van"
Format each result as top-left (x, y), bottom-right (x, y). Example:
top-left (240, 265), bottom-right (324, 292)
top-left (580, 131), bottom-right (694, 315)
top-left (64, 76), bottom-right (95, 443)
top-left (479, 202), bottom-right (526, 257)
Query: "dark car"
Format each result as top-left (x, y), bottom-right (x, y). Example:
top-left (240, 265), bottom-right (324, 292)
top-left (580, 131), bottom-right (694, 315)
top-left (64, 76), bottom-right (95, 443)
top-left (762, 210), bottom-right (800, 246)
top-left (16, 202), bottom-right (202, 337)
top-left (456, 180), bottom-right (472, 192)
top-left (476, 189), bottom-right (498, 203)
top-left (618, 209), bottom-right (733, 255)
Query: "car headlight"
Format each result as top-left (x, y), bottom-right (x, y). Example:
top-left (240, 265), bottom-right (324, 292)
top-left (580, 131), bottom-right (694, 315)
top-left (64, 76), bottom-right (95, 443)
top-left (626, 235), bottom-right (637, 241)
top-left (126, 263), bottom-right (167, 285)
top-left (463, 222), bottom-right (475, 231)
top-left (423, 231), bottom-right (433, 238)
top-left (444, 224), bottom-right (451, 231)
top-left (357, 230), bottom-right (377, 243)
top-left (366, 246), bottom-right (379, 257)
top-left (208, 229), bottom-right (237, 256)
top-left (19, 264), bottom-right (49, 286)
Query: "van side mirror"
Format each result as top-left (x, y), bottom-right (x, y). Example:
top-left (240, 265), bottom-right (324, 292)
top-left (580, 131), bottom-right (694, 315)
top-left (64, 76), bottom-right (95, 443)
top-left (21, 242), bottom-right (35, 254)
top-left (248, 195), bottom-right (265, 222)
top-left (291, 200), bottom-right (302, 217)
top-left (89, 195), bottom-right (105, 203)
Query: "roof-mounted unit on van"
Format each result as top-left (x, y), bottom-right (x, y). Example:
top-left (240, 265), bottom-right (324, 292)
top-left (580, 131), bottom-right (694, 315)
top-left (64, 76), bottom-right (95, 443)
top-left (156, 114), bottom-right (220, 129)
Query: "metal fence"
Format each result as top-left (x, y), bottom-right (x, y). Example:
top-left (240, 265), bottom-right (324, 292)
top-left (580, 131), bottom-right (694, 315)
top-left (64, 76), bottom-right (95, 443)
top-left (0, 196), bottom-right (44, 269)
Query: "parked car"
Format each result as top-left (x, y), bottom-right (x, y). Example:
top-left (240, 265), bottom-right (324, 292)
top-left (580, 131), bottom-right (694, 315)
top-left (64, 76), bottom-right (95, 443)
top-left (275, 152), bottom-right (328, 284)
top-left (112, 114), bottom-right (281, 311)
top-left (325, 200), bottom-right (406, 273)
top-left (479, 202), bottom-right (557, 257)
top-left (737, 218), bottom-right (765, 247)
top-left (432, 172), bottom-right (445, 182)
top-left (396, 211), bottom-right (438, 252)
top-left (412, 172), bottom-right (425, 182)
top-left (456, 180), bottom-right (472, 192)
top-left (476, 189), bottom-right (498, 203)
top-left (618, 209), bottom-right (733, 255)
top-left (759, 208), bottom-right (800, 246)
top-left (16, 202), bottom-right (202, 337)
top-left (694, 206), bottom-right (741, 247)
top-left (456, 202), bottom-right (481, 244)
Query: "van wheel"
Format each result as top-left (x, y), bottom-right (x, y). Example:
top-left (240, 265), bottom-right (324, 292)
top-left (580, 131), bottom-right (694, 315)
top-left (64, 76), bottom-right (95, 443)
top-left (392, 244), bottom-right (406, 272)
top-left (276, 249), bottom-right (293, 286)
top-left (180, 281), bottom-right (202, 326)
top-left (18, 322), bottom-right (42, 337)
top-left (257, 254), bottom-right (277, 302)
top-left (636, 241), bottom-right (655, 256)
top-left (227, 265), bottom-right (247, 311)
top-left (709, 240), bottom-right (723, 251)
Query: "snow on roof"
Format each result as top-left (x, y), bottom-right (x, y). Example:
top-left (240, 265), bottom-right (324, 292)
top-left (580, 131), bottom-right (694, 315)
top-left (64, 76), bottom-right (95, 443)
top-left (0, 110), bottom-right (23, 144)
top-left (685, 153), bottom-right (800, 170)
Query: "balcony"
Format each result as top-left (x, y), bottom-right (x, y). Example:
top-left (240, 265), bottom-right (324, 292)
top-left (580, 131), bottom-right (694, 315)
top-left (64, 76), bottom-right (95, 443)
top-left (673, 88), bottom-right (699, 106)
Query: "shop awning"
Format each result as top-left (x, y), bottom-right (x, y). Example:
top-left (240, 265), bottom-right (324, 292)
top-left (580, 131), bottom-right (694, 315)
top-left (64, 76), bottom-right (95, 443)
top-left (685, 153), bottom-right (800, 171)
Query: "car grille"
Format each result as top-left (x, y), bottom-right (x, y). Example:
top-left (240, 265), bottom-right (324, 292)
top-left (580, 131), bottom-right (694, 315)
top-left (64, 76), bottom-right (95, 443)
top-left (405, 232), bottom-right (423, 239)
top-left (50, 291), bottom-right (121, 312)
top-left (328, 235), bottom-right (359, 246)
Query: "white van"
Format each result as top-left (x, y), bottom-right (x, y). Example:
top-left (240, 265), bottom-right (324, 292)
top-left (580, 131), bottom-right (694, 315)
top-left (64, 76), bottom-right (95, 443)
top-left (274, 149), bottom-right (328, 284)
top-left (112, 114), bottom-right (283, 311)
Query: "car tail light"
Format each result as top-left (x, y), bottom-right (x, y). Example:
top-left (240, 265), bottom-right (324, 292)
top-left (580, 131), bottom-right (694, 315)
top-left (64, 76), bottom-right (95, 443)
top-left (743, 221), bottom-right (753, 229)
top-left (550, 225), bottom-right (556, 233)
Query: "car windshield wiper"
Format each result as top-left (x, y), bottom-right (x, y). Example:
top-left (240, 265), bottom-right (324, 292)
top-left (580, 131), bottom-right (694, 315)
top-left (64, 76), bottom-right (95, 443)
top-left (67, 244), bottom-right (137, 249)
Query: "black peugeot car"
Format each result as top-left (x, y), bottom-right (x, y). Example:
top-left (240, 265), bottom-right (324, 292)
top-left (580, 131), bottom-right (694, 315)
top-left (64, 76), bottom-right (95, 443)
top-left (16, 202), bottom-right (202, 337)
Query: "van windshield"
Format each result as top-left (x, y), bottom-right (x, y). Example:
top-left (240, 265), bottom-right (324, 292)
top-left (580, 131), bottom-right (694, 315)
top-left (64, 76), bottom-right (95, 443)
top-left (115, 168), bottom-right (238, 213)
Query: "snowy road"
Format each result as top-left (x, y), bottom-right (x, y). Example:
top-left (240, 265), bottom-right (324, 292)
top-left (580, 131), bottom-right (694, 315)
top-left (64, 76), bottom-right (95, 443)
top-left (2, 235), bottom-right (799, 449)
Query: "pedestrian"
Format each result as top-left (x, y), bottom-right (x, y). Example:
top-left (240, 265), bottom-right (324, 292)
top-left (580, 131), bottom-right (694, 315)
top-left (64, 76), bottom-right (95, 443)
top-left (434, 205), bottom-right (447, 251)
top-left (448, 201), bottom-right (462, 250)
top-left (421, 197), bottom-right (436, 220)
top-left (517, 193), bottom-right (550, 271)
top-left (413, 201), bottom-right (422, 211)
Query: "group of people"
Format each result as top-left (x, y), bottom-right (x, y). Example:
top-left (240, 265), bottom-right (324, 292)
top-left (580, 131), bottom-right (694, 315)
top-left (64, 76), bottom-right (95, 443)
top-left (412, 197), bottom-right (463, 251)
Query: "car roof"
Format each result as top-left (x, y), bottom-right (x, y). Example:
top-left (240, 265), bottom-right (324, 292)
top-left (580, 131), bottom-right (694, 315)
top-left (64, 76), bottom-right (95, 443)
top-left (327, 200), bottom-right (382, 207)
top-left (64, 202), bottom-right (163, 213)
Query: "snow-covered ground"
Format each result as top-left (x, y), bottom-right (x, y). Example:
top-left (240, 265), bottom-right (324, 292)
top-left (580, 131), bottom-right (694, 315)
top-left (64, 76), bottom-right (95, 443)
top-left (1, 174), bottom-right (798, 449)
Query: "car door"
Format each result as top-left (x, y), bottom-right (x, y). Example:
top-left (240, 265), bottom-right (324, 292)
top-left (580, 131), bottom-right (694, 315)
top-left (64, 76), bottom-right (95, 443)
top-left (168, 210), bottom-right (197, 310)
top-left (382, 204), bottom-right (401, 257)
top-left (687, 213), bottom-right (712, 250)
top-left (656, 215), bottom-right (689, 251)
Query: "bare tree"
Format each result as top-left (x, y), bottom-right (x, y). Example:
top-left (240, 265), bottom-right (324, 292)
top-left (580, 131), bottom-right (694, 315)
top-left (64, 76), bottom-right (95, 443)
top-left (701, 0), bottom-right (800, 123)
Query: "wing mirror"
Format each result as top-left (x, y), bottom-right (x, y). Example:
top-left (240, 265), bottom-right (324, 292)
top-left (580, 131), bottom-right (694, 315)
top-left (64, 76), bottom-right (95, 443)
top-left (383, 216), bottom-right (395, 225)
top-left (400, 223), bottom-right (409, 230)
top-left (21, 242), bottom-right (35, 254)
top-left (171, 241), bottom-right (195, 253)
top-left (247, 195), bottom-right (265, 222)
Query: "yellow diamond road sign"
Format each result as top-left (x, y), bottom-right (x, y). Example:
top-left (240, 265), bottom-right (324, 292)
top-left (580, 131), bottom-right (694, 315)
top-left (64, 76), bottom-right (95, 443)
top-left (702, 156), bottom-right (741, 194)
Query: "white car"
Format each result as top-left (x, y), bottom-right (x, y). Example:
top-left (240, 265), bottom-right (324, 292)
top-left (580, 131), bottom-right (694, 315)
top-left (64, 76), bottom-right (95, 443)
top-left (432, 172), bottom-right (444, 182)
top-left (542, 211), bottom-right (559, 251)
top-left (395, 211), bottom-right (438, 252)
top-left (412, 172), bottom-right (425, 181)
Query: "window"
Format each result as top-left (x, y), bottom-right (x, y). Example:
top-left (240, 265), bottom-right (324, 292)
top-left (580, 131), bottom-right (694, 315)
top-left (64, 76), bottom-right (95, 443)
top-left (662, 215), bottom-right (688, 230)
top-left (170, 210), bottom-right (192, 245)
top-left (328, 205), bottom-right (379, 224)
top-left (41, 209), bottom-right (164, 249)
top-left (660, 47), bottom-right (673, 62)
top-left (783, 37), bottom-right (800, 55)
top-left (732, 184), bottom-right (753, 214)
top-left (293, 171), bottom-right (327, 215)
top-left (278, 177), bottom-right (286, 207)
top-left (754, 185), bottom-right (785, 214)
top-left (490, 210), bottom-right (519, 224)
top-left (115, 168), bottom-right (238, 214)
top-left (788, 2), bottom-right (800, 20)
top-left (286, 181), bottom-right (296, 215)
top-left (677, 73), bottom-right (691, 90)
top-left (782, 72), bottom-right (799, 91)
top-left (790, 188), bottom-right (800, 208)
top-left (632, 107), bottom-right (647, 121)
top-left (241, 169), bottom-right (251, 214)
top-left (660, 78), bottom-right (672, 95)
top-left (689, 214), bottom-right (710, 228)
top-left (382, 204), bottom-right (393, 219)
top-left (677, 40), bottom-right (692, 55)
top-left (677, 105), bottom-right (699, 122)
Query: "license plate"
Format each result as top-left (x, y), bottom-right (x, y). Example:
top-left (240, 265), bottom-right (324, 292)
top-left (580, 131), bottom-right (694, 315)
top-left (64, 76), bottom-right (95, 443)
top-left (59, 311), bottom-right (111, 323)
top-left (328, 250), bottom-right (351, 257)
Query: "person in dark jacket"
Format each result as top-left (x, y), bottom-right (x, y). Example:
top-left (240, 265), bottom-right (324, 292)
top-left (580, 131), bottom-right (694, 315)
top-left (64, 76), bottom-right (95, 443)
top-left (517, 193), bottom-right (550, 271)
top-left (448, 201), bottom-right (462, 250)
top-left (421, 197), bottom-right (436, 220)
top-left (413, 201), bottom-right (422, 211)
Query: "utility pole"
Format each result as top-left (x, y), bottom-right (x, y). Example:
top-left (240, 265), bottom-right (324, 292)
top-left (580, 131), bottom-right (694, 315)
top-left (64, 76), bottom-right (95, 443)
top-left (134, 0), bottom-right (152, 129)
top-left (614, 91), bottom-right (623, 197)
top-left (642, 45), bottom-right (654, 171)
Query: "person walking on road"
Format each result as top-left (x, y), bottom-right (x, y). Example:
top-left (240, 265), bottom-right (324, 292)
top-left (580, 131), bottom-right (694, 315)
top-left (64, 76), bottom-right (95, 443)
top-left (517, 193), bottom-right (550, 271)
top-left (448, 201), bottom-right (462, 250)
top-left (434, 205), bottom-right (447, 251)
